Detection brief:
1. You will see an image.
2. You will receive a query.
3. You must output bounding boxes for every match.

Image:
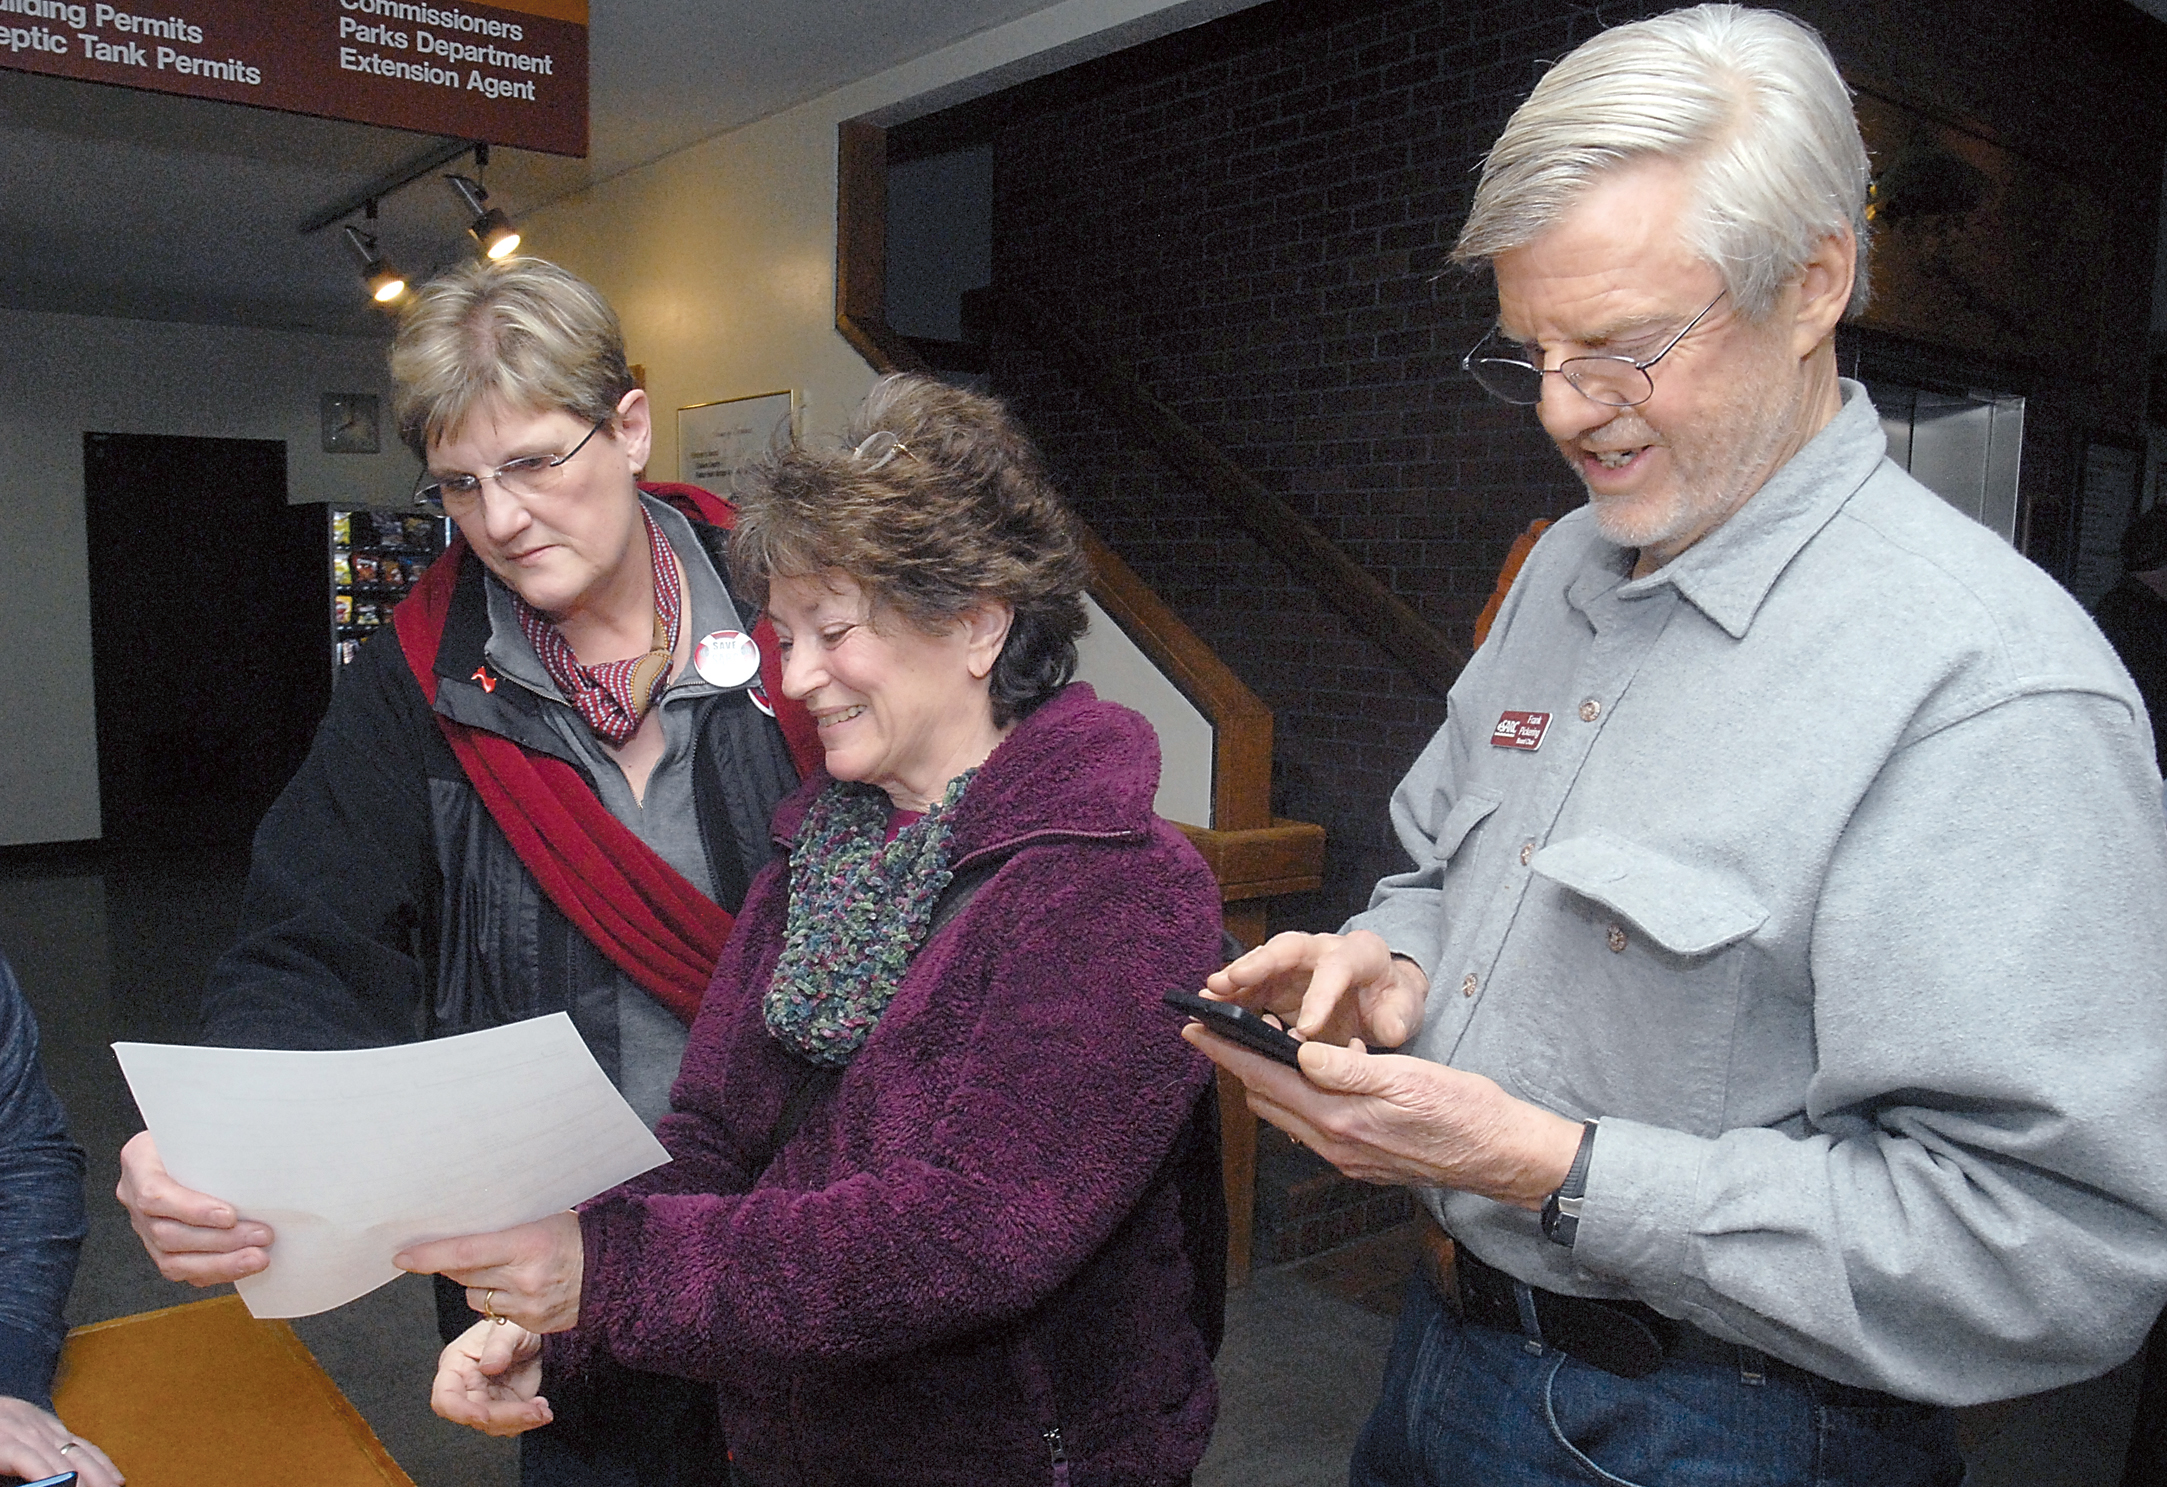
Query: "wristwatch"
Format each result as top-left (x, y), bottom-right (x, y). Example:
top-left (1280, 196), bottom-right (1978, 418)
top-left (1540, 1120), bottom-right (1600, 1247)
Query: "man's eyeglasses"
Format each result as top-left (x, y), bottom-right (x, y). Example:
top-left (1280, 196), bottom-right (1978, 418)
top-left (1461, 290), bottom-right (1727, 408)
top-left (413, 416), bottom-right (610, 513)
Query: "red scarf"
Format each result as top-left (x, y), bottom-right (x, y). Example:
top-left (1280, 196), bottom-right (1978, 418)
top-left (393, 483), bottom-right (822, 1023)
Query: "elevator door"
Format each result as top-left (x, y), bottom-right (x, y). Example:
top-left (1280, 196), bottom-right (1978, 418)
top-left (1866, 383), bottom-right (2025, 544)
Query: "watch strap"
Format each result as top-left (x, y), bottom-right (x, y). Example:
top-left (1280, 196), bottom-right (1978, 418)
top-left (1540, 1119), bottom-right (1600, 1247)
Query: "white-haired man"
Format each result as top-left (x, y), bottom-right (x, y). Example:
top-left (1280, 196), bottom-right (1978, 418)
top-left (1190, 7), bottom-right (2167, 1485)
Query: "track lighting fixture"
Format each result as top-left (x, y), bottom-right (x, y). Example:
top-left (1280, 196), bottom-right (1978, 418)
top-left (305, 140), bottom-right (524, 300)
top-left (342, 222), bottom-right (407, 304)
top-left (447, 174), bottom-right (520, 260)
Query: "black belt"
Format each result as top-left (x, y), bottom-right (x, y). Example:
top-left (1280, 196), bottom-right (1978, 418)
top-left (1417, 1218), bottom-right (1914, 1403)
top-left (1438, 1231), bottom-right (1680, 1379)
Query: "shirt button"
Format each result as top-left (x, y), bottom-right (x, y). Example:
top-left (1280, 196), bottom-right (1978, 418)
top-left (1579, 698), bottom-right (1602, 722)
top-left (1606, 924), bottom-right (1628, 954)
top-left (1461, 973), bottom-right (1478, 997)
top-left (1519, 840), bottom-right (1535, 866)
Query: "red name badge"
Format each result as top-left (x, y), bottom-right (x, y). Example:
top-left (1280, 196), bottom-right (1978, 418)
top-left (1491, 710), bottom-right (1551, 751)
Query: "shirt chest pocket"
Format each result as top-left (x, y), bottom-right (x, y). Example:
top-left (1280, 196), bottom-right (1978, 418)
top-left (1422, 790), bottom-right (1503, 968)
top-left (1430, 790), bottom-right (1502, 866)
top-left (1503, 833), bottom-right (1766, 1134)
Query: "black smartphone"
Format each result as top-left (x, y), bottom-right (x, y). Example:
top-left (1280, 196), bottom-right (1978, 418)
top-left (19, 1472), bottom-right (78, 1487)
top-left (1163, 989), bottom-right (1305, 1068)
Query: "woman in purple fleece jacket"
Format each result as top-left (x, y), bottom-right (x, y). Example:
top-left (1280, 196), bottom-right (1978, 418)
top-left (406, 375), bottom-right (1226, 1486)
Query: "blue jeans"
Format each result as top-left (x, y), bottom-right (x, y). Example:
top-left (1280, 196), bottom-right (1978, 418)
top-left (1350, 1276), bottom-right (1962, 1487)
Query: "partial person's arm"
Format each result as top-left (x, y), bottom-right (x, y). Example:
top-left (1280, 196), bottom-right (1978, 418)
top-left (118, 630), bottom-right (446, 1284)
top-left (0, 957), bottom-right (123, 1486)
top-left (0, 956), bottom-right (84, 1412)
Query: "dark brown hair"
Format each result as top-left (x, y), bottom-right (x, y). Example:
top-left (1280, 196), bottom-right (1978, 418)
top-left (729, 375), bottom-right (1090, 726)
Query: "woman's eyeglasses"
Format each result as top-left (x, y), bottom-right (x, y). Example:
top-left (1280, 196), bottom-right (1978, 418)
top-left (414, 416), bottom-right (610, 513)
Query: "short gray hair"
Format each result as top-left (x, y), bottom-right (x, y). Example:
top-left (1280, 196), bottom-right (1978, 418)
top-left (1453, 5), bottom-right (1871, 319)
top-left (389, 256), bottom-right (636, 459)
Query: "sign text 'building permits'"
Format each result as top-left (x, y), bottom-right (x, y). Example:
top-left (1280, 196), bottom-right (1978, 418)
top-left (0, 0), bottom-right (588, 157)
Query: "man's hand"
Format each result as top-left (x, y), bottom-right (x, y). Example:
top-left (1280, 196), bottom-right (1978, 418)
top-left (430, 1318), bottom-right (550, 1437)
top-left (1205, 930), bottom-right (1429, 1048)
top-left (0, 1396), bottom-right (123, 1486)
top-left (1184, 1026), bottom-right (1584, 1209)
top-left (396, 1211), bottom-right (583, 1335)
top-left (115, 1130), bottom-right (273, 1285)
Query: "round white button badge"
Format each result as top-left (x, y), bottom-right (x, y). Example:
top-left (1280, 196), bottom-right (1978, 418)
top-left (694, 629), bottom-right (761, 689)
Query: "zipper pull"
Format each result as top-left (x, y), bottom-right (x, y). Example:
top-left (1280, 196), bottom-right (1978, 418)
top-left (1043, 1425), bottom-right (1067, 1464)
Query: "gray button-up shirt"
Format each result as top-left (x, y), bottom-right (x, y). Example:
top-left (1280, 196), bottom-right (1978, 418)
top-left (482, 494), bottom-right (753, 1127)
top-left (1348, 382), bottom-right (2167, 1405)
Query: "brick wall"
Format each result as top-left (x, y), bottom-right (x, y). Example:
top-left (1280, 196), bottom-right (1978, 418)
top-left (951, 0), bottom-right (2166, 1259)
top-left (985, 0), bottom-right (1636, 930)
top-left (974, 0), bottom-right (2166, 928)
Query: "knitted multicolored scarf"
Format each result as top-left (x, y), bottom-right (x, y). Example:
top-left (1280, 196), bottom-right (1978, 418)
top-left (765, 771), bottom-right (976, 1068)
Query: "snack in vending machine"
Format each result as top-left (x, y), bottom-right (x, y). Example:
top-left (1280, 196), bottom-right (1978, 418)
top-left (335, 594), bottom-right (353, 624)
top-left (340, 639), bottom-right (360, 666)
top-left (332, 511), bottom-right (351, 545)
top-left (353, 552), bottom-right (379, 583)
top-left (333, 553), bottom-right (352, 584)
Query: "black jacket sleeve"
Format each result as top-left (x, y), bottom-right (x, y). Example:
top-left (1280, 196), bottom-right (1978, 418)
top-left (199, 629), bottom-right (448, 1050)
top-left (0, 953), bottom-right (86, 1411)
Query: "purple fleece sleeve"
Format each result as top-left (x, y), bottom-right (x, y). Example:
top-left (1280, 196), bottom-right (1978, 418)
top-left (568, 821), bottom-right (1219, 1383)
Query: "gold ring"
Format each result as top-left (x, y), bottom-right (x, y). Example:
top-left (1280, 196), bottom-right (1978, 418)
top-left (482, 1288), bottom-right (505, 1325)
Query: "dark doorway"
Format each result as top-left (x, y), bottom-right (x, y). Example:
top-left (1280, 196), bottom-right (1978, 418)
top-left (83, 433), bottom-right (329, 850)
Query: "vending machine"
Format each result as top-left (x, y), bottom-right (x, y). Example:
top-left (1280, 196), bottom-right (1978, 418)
top-left (330, 507), bottom-right (452, 675)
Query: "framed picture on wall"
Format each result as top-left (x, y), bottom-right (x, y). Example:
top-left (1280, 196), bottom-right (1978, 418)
top-left (678, 391), bottom-right (794, 490)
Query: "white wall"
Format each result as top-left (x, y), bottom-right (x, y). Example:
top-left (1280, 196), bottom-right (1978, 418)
top-left (1075, 595), bottom-right (1214, 826)
top-left (518, 0), bottom-right (1243, 826)
top-left (0, 308), bottom-right (409, 845)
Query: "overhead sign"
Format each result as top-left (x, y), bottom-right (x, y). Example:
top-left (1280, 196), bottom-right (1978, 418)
top-left (0, 0), bottom-right (587, 156)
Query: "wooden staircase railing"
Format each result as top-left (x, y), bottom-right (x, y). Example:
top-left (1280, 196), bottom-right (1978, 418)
top-left (999, 288), bottom-right (1469, 696)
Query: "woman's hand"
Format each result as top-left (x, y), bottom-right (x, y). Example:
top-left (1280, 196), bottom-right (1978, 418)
top-left (395, 1210), bottom-right (583, 1333)
top-left (0, 1396), bottom-right (123, 1486)
top-left (430, 1318), bottom-right (551, 1437)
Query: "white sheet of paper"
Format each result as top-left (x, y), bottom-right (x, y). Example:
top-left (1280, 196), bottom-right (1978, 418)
top-left (114, 1013), bottom-right (670, 1319)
